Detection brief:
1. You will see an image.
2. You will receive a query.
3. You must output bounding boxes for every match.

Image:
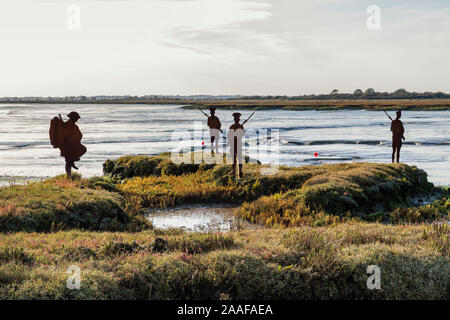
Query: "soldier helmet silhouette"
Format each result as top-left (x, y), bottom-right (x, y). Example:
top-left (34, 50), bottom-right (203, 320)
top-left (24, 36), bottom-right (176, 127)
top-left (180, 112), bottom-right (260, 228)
top-left (209, 107), bottom-right (216, 112)
top-left (67, 111), bottom-right (81, 121)
top-left (396, 110), bottom-right (401, 118)
top-left (232, 113), bottom-right (241, 119)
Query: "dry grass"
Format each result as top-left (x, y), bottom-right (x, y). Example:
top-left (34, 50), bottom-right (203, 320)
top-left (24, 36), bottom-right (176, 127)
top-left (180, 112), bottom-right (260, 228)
top-left (182, 98), bottom-right (450, 110)
top-left (0, 155), bottom-right (447, 299)
top-left (0, 174), bottom-right (150, 233)
top-left (0, 222), bottom-right (447, 299)
top-left (237, 163), bottom-right (440, 226)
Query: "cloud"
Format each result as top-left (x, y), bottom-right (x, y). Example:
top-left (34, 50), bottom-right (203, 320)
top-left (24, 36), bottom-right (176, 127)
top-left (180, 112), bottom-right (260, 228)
top-left (159, 0), bottom-right (281, 58)
top-left (0, 0), bottom-right (449, 95)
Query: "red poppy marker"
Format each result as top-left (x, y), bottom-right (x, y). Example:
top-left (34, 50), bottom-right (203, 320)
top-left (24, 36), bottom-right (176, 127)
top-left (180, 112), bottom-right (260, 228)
top-left (202, 141), bottom-right (205, 146)
top-left (314, 152), bottom-right (318, 157)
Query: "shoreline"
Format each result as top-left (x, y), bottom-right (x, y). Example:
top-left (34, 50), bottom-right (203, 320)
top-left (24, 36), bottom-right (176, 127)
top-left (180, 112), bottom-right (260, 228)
top-left (1, 98), bottom-right (450, 111)
top-left (2, 162), bottom-right (450, 188)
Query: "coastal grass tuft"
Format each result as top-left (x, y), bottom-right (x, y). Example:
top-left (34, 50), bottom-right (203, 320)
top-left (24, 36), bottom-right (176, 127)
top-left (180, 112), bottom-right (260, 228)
top-left (0, 153), bottom-right (448, 299)
top-left (0, 224), bottom-right (447, 299)
top-left (236, 163), bottom-right (441, 226)
top-left (0, 176), bottom-right (150, 233)
top-left (103, 153), bottom-right (201, 179)
top-left (112, 156), bottom-right (442, 225)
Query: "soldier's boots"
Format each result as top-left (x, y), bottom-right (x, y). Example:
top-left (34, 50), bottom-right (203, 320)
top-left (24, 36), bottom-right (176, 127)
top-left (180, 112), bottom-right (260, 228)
top-left (232, 164), bottom-right (244, 178)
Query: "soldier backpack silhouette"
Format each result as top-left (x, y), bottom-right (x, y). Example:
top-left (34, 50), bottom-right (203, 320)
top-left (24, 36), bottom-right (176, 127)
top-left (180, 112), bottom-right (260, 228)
top-left (385, 110), bottom-right (405, 163)
top-left (49, 112), bottom-right (87, 178)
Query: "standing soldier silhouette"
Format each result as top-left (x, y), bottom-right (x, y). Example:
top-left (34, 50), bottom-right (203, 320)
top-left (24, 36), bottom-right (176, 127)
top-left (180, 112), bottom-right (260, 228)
top-left (50, 111), bottom-right (87, 178)
top-left (206, 108), bottom-right (222, 155)
top-left (390, 110), bottom-right (405, 163)
top-left (227, 113), bottom-right (245, 177)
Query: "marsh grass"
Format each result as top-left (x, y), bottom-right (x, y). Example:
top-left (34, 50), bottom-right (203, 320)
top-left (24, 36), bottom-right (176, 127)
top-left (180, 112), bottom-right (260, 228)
top-left (0, 247), bottom-right (35, 265)
top-left (390, 197), bottom-right (449, 223)
top-left (0, 175), bottom-right (150, 233)
top-left (1, 156), bottom-right (444, 232)
top-left (236, 163), bottom-right (439, 226)
top-left (108, 156), bottom-right (444, 226)
top-left (181, 98), bottom-right (450, 111)
top-left (0, 154), bottom-right (448, 299)
top-left (422, 222), bottom-right (449, 254)
top-left (103, 153), bottom-right (202, 179)
top-left (0, 224), bottom-right (447, 300)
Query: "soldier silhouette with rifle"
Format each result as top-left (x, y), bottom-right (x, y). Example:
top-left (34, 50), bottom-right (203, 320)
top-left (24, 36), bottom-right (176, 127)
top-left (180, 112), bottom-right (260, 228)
top-left (384, 110), bottom-right (405, 163)
top-left (226, 111), bottom-right (255, 178)
top-left (198, 107), bottom-right (222, 155)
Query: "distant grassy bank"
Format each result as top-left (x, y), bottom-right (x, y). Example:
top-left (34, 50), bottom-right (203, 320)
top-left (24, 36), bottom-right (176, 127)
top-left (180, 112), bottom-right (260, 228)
top-left (182, 99), bottom-right (450, 111)
top-left (0, 153), bottom-right (448, 299)
top-left (3, 98), bottom-right (450, 111)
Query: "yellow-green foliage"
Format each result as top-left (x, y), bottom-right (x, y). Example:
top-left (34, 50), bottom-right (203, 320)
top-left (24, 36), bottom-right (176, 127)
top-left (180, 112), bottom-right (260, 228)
top-left (114, 157), bottom-right (442, 225)
top-left (0, 222), bottom-right (448, 299)
top-left (0, 176), bottom-right (148, 233)
top-left (118, 162), bottom-right (324, 211)
top-left (2, 155), bottom-right (447, 300)
top-left (390, 198), bottom-right (449, 223)
top-left (237, 163), bottom-right (439, 226)
top-left (103, 153), bottom-right (203, 179)
top-left (119, 172), bottom-right (240, 209)
top-left (180, 98), bottom-right (450, 111)
top-left (238, 196), bottom-right (350, 227)
top-left (422, 222), bottom-right (449, 254)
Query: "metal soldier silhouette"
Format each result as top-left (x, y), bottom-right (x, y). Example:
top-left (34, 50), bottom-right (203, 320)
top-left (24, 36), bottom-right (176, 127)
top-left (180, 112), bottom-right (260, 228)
top-left (390, 110), bottom-right (405, 163)
top-left (206, 108), bottom-right (222, 155)
top-left (198, 107), bottom-right (222, 155)
top-left (227, 113), bottom-right (244, 177)
top-left (226, 111), bottom-right (255, 178)
top-left (49, 112), bottom-right (87, 178)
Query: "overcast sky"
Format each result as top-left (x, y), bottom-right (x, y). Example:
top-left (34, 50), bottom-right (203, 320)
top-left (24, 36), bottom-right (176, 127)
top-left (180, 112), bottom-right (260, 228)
top-left (0, 0), bottom-right (449, 96)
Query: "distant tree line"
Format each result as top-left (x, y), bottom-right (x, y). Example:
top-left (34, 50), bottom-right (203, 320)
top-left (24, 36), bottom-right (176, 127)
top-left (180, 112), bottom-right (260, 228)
top-left (2, 89), bottom-right (449, 103)
top-left (233, 89), bottom-right (450, 100)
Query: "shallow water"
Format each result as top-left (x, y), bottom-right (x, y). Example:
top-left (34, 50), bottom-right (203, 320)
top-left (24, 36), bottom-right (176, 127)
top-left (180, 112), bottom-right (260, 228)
top-left (147, 204), bottom-right (238, 231)
top-left (0, 104), bottom-right (449, 185)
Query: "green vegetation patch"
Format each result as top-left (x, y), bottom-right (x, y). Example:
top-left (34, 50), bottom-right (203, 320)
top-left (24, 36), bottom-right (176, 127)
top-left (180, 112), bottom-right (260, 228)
top-left (110, 155), bottom-right (444, 224)
top-left (181, 98), bottom-right (450, 112)
top-left (0, 224), bottom-right (447, 299)
top-left (0, 176), bottom-right (149, 233)
top-left (103, 153), bottom-right (257, 180)
top-left (236, 163), bottom-right (443, 226)
top-left (103, 153), bottom-right (202, 179)
top-left (117, 162), bottom-right (320, 209)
